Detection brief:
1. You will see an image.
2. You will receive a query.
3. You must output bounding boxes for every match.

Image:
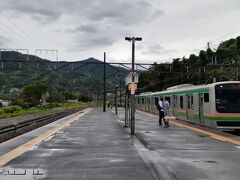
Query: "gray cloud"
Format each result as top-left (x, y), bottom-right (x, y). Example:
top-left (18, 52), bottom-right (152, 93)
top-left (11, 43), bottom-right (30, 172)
top-left (67, 24), bottom-right (133, 51)
top-left (68, 35), bottom-right (117, 52)
top-left (1, 0), bottom-right (238, 62)
top-left (0, 0), bottom-right (163, 51)
top-left (76, 25), bottom-right (99, 34)
top-left (0, 0), bottom-right (164, 52)
top-left (142, 44), bottom-right (177, 55)
top-left (0, 0), bottom-right (163, 25)
top-left (142, 44), bottom-right (163, 54)
top-left (61, 24), bottom-right (100, 34)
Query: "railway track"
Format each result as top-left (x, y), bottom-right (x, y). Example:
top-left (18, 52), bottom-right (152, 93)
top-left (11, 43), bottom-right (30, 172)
top-left (0, 107), bottom-right (86, 143)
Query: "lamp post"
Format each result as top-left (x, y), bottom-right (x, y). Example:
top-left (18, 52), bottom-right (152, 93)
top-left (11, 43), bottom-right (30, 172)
top-left (125, 37), bottom-right (142, 135)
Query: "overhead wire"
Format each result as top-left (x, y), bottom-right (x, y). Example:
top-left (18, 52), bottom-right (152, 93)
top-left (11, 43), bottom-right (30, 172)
top-left (0, 36), bottom-right (12, 49)
top-left (0, 19), bottom-right (32, 48)
top-left (0, 34), bottom-right (20, 49)
top-left (0, 14), bottom-right (42, 48)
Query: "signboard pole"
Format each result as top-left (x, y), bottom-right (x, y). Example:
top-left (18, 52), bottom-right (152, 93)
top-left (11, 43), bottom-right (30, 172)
top-left (130, 39), bottom-right (135, 135)
top-left (124, 86), bottom-right (128, 127)
top-left (103, 52), bottom-right (106, 112)
top-left (125, 36), bottom-right (142, 135)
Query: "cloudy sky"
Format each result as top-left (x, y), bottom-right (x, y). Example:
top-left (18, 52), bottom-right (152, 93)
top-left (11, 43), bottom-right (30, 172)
top-left (0, 0), bottom-right (240, 63)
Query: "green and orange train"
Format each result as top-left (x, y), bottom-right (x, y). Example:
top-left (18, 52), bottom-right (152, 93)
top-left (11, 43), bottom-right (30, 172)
top-left (136, 81), bottom-right (240, 130)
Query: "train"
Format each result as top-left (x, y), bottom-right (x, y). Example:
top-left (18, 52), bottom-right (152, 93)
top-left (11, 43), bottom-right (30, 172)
top-left (136, 81), bottom-right (240, 130)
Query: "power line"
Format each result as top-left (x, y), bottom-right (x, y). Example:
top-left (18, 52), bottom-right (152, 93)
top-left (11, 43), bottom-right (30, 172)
top-left (0, 36), bottom-right (12, 49)
top-left (0, 35), bottom-right (20, 49)
top-left (0, 17), bottom-right (36, 48)
top-left (0, 25), bottom-right (21, 48)
top-left (0, 14), bottom-right (42, 47)
top-left (0, 23), bottom-right (27, 48)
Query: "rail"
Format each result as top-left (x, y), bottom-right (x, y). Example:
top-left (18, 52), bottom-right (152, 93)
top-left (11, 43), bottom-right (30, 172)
top-left (0, 107), bottom-right (86, 143)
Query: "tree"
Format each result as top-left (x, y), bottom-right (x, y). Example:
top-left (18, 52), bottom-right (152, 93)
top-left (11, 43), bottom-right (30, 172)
top-left (63, 91), bottom-right (78, 100)
top-left (236, 36), bottom-right (240, 48)
top-left (188, 54), bottom-right (198, 66)
top-left (22, 82), bottom-right (47, 105)
top-left (78, 94), bottom-right (93, 102)
top-left (172, 58), bottom-right (182, 71)
top-left (206, 47), bottom-right (214, 63)
top-left (49, 92), bottom-right (65, 103)
top-left (199, 50), bottom-right (207, 65)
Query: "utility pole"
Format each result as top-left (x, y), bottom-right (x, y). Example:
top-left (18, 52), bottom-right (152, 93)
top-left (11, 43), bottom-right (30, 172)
top-left (103, 52), bottom-right (106, 112)
top-left (115, 85), bottom-right (119, 115)
top-left (124, 86), bottom-right (129, 127)
top-left (119, 79), bottom-right (122, 107)
top-left (0, 36), bottom-right (2, 61)
top-left (125, 37), bottom-right (142, 135)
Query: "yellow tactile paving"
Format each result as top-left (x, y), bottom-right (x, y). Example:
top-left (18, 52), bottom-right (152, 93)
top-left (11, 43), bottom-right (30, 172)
top-left (0, 108), bottom-right (91, 167)
top-left (138, 110), bottom-right (240, 146)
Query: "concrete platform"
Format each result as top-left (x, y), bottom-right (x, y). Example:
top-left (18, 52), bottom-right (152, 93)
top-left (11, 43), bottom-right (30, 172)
top-left (0, 108), bottom-right (240, 180)
top-left (118, 108), bottom-right (240, 180)
top-left (0, 108), bottom-right (155, 180)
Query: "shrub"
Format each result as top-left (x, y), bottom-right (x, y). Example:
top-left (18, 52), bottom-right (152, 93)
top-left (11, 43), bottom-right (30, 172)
top-left (78, 94), bottom-right (93, 102)
top-left (38, 102), bottom-right (59, 110)
top-left (12, 99), bottom-right (24, 106)
top-left (20, 102), bottom-right (38, 109)
top-left (0, 108), bottom-right (4, 114)
top-left (2, 106), bottom-right (22, 113)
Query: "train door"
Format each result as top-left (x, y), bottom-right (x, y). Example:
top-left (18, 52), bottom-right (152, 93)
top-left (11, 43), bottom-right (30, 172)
top-left (187, 94), bottom-right (193, 120)
top-left (198, 93), bottom-right (204, 123)
top-left (173, 95), bottom-right (177, 116)
top-left (154, 97), bottom-right (159, 113)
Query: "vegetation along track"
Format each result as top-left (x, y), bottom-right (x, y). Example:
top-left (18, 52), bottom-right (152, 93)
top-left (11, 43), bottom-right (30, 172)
top-left (0, 107), bottom-right (87, 143)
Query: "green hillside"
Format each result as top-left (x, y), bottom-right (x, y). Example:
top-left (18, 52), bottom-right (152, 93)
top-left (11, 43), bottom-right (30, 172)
top-left (0, 52), bottom-right (129, 106)
top-left (139, 36), bottom-right (240, 92)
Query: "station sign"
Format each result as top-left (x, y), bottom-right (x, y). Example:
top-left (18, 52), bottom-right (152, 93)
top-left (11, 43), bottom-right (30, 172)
top-left (125, 72), bottom-right (139, 85)
top-left (128, 83), bottom-right (137, 95)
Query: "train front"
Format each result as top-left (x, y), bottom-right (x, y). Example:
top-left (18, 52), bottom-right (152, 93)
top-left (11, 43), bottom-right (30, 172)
top-left (214, 82), bottom-right (240, 129)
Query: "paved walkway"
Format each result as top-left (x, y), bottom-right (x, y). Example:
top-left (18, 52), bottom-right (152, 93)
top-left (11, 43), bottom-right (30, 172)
top-left (0, 108), bottom-right (155, 180)
top-left (118, 108), bottom-right (240, 180)
top-left (1, 108), bottom-right (240, 180)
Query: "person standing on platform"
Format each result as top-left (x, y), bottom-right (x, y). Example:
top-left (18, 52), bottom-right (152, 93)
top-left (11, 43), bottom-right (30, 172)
top-left (157, 97), bottom-right (165, 126)
top-left (163, 98), bottom-right (170, 127)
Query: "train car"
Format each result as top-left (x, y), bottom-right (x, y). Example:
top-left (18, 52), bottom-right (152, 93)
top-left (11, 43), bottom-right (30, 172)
top-left (136, 81), bottom-right (240, 130)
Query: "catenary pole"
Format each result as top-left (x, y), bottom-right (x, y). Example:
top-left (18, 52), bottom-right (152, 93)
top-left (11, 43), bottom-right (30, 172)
top-left (103, 52), bottom-right (106, 112)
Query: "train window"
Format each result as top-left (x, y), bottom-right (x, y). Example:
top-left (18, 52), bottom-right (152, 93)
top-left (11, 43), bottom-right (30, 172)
top-left (180, 96), bottom-right (183, 108)
top-left (155, 97), bottom-right (159, 106)
top-left (173, 96), bottom-right (177, 108)
top-left (165, 96), bottom-right (171, 106)
top-left (187, 96), bottom-right (191, 109)
top-left (138, 98), bottom-right (140, 104)
top-left (215, 84), bottom-right (240, 113)
top-left (204, 93), bottom-right (209, 102)
top-left (142, 98), bottom-right (144, 104)
top-left (191, 96), bottom-right (194, 110)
